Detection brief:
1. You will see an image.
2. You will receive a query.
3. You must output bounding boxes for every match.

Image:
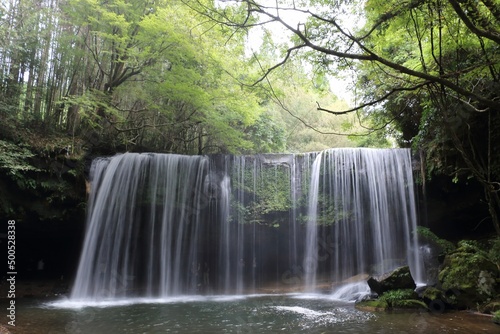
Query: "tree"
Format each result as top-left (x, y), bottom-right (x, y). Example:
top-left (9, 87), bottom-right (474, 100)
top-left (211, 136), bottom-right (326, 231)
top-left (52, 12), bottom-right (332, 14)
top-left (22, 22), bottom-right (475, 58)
top-left (186, 0), bottom-right (500, 233)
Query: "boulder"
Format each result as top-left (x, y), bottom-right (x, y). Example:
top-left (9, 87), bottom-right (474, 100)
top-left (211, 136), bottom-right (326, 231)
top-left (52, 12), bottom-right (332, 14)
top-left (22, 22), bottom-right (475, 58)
top-left (438, 241), bottom-right (499, 309)
top-left (367, 266), bottom-right (416, 295)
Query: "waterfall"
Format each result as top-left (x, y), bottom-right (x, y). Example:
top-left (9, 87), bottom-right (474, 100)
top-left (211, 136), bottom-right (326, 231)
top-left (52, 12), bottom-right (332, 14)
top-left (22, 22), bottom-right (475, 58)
top-left (303, 152), bottom-right (322, 291)
top-left (303, 148), bottom-right (424, 291)
top-left (70, 149), bottom-right (423, 301)
top-left (71, 153), bottom-right (209, 299)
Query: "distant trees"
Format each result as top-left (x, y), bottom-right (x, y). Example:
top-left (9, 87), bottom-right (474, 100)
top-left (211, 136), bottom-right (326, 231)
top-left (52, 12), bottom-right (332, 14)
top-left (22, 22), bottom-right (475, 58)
top-left (0, 0), bottom-right (268, 154)
top-left (2, 0), bottom-right (357, 155)
top-left (186, 0), bottom-right (500, 233)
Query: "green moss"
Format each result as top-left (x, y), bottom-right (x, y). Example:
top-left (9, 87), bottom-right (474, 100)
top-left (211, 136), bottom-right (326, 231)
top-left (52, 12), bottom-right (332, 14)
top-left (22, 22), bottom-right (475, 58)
top-left (438, 240), bottom-right (499, 309)
top-left (456, 240), bottom-right (488, 255)
top-left (355, 300), bottom-right (389, 311)
top-left (416, 226), bottom-right (455, 254)
top-left (356, 291), bottom-right (428, 312)
top-left (421, 287), bottom-right (445, 301)
top-left (488, 237), bottom-right (500, 270)
top-left (379, 289), bottom-right (418, 307)
top-left (439, 246), bottom-right (497, 293)
top-left (392, 299), bottom-right (428, 310)
top-left (493, 310), bottom-right (500, 325)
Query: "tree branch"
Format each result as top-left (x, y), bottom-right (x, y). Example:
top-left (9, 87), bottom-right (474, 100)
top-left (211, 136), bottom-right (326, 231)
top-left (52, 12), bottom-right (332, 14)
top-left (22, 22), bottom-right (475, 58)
top-left (317, 82), bottom-right (430, 115)
top-left (448, 0), bottom-right (500, 45)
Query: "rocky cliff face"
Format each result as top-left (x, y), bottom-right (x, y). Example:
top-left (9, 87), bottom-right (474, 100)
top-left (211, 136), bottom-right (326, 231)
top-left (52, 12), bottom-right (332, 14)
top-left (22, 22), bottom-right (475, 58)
top-left (419, 175), bottom-right (493, 240)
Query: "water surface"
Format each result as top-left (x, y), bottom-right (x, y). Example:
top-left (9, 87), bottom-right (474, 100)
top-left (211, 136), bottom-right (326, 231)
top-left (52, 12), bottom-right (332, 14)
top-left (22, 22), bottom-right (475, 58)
top-left (12, 294), bottom-right (498, 333)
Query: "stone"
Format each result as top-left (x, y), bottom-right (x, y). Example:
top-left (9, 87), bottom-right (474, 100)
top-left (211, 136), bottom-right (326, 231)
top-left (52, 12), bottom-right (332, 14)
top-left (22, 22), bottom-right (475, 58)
top-left (367, 266), bottom-right (416, 295)
top-left (438, 242), bottom-right (499, 309)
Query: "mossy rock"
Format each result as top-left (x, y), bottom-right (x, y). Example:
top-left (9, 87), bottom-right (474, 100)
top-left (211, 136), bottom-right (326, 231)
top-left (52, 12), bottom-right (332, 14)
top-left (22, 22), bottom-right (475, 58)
top-left (493, 310), bottom-right (500, 325)
top-left (392, 299), bottom-right (428, 310)
top-left (355, 298), bottom-right (427, 312)
top-left (438, 241), bottom-right (499, 309)
top-left (419, 286), bottom-right (455, 311)
top-left (355, 300), bottom-right (389, 312)
top-left (367, 266), bottom-right (416, 295)
top-left (416, 226), bottom-right (456, 255)
top-left (421, 286), bottom-right (445, 301)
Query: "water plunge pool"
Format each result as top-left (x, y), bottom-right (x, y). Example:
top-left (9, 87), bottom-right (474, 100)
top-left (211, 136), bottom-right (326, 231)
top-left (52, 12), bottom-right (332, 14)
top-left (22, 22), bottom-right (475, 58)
top-left (15, 294), bottom-right (498, 333)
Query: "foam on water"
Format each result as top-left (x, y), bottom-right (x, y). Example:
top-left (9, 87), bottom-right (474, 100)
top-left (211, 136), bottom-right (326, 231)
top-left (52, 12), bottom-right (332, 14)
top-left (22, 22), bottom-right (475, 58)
top-left (330, 281), bottom-right (372, 301)
top-left (271, 304), bottom-right (375, 327)
top-left (46, 293), bottom-right (284, 309)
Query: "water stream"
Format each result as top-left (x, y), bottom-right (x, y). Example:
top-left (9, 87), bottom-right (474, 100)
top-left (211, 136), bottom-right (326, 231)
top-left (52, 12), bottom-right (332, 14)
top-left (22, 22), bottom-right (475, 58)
top-left (71, 148), bottom-right (424, 302)
top-left (22, 296), bottom-right (499, 333)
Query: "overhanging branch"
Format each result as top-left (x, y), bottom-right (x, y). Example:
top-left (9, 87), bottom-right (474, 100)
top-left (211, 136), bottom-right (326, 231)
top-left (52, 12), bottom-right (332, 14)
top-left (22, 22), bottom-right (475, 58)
top-left (317, 81), bottom-right (430, 115)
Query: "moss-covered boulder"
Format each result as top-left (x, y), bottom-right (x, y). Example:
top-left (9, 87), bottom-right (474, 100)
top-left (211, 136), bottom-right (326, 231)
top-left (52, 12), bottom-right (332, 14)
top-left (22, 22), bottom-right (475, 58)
top-left (417, 286), bottom-right (459, 312)
top-left (420, 286), bottom-right (445, 303)
top-left (438, 240), bottom-right (499, 309)
top-left (379, 289), bottom-right (428, 310)
top-left (367, 266), bottom-right (416, 295)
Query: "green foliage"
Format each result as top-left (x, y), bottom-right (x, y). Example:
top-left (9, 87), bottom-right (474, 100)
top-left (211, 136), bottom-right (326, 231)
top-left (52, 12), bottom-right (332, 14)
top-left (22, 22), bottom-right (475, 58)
top-left (493, 310), bottom-right (500, 324)
top-left (352, 0), bottom-right (500, 231)
top-left (488, 237), bottom-right (500, 270)
top-left (416, 226), bottom-right (456, 255)
top-left (439, 240), bottom-right (499, 305)
top-left (230, 162), bottom-right (294, 225)
top-left (0, 140), bottom-right (39, 180)
top-left (380, 288), bottom-right (417, 302)
top-left (379, 289), bottom-right (426, 309)
top-left (0, 134), bottom-right (86, 222)
top-left (245, 113), bottom-right (287, 153)
top-left (355, 299), bottom-right (389, 311)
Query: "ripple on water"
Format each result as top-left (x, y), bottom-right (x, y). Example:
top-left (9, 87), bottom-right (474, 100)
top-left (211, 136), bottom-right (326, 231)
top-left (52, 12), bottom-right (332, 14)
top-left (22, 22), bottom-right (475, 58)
top-left (271, 305), bottom-right (376, 329)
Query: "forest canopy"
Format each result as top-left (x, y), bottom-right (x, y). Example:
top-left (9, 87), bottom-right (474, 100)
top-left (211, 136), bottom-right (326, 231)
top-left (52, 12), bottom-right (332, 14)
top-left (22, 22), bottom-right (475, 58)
top-left (0, 0), bottom-right (363, 156)
top-left (183, 0), bottom-right (500, 232)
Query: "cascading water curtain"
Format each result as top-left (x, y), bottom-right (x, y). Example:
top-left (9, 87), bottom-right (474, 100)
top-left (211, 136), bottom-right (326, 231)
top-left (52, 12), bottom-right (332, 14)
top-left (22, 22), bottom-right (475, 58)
top-left (71, 153), bottom-right (209, 300)
top-left (71, 149), bottom-right (423, 301)
top-left (303, 148), bottom-right (424, 290)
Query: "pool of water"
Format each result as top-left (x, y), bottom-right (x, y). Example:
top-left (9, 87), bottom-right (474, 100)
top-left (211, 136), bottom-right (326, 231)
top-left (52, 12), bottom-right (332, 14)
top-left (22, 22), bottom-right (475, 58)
top-left (12, 294), bottom-right (498, 333)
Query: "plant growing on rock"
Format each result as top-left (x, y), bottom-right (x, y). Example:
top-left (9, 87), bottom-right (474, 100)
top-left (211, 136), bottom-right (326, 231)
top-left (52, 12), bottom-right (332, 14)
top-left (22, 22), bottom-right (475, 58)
top-left (438, 240), bottom-right (499, 309)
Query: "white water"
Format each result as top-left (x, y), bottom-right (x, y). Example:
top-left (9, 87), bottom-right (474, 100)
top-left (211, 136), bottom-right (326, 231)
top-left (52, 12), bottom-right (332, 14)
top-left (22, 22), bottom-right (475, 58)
top-left (302, 148), bottom-right (424, 291)
top-left (303, 152), bottom-right (322, 291)
top-left (70, 149), bottom-right (424, 302)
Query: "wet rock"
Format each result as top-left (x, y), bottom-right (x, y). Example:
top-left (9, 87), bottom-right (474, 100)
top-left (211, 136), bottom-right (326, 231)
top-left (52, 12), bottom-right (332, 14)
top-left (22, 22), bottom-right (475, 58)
top-left (367, 266), bottom-right (416, 295)
top-left (417, 286), bottom-right (454, 312)
top-left (438, 241), bottom-right (499, 309)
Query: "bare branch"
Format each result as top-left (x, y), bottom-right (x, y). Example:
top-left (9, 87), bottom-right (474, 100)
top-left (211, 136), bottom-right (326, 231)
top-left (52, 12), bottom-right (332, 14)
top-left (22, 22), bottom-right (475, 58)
top-left (250, 1), bottom-right (500, 109)
top-left (251, 45), bottom-right (305, 86)
top-left (317, 82), bottom-right (430, 115)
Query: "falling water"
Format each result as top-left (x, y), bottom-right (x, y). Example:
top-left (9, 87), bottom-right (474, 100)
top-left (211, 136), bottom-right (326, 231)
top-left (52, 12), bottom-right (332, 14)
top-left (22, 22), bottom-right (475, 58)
top-left (71, 153), bottom-right (210, 300)
top-left (303, 152), bottom-right (322, 291)
top-left (303, 148), bottom-right (424, 291)
top-left (70, 149), bottom-right (423, 301)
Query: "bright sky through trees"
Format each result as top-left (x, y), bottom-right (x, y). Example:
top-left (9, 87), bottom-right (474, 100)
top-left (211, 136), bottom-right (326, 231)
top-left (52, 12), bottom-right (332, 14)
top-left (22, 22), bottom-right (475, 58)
top-left (242, 0), bottom-right (360, 102)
